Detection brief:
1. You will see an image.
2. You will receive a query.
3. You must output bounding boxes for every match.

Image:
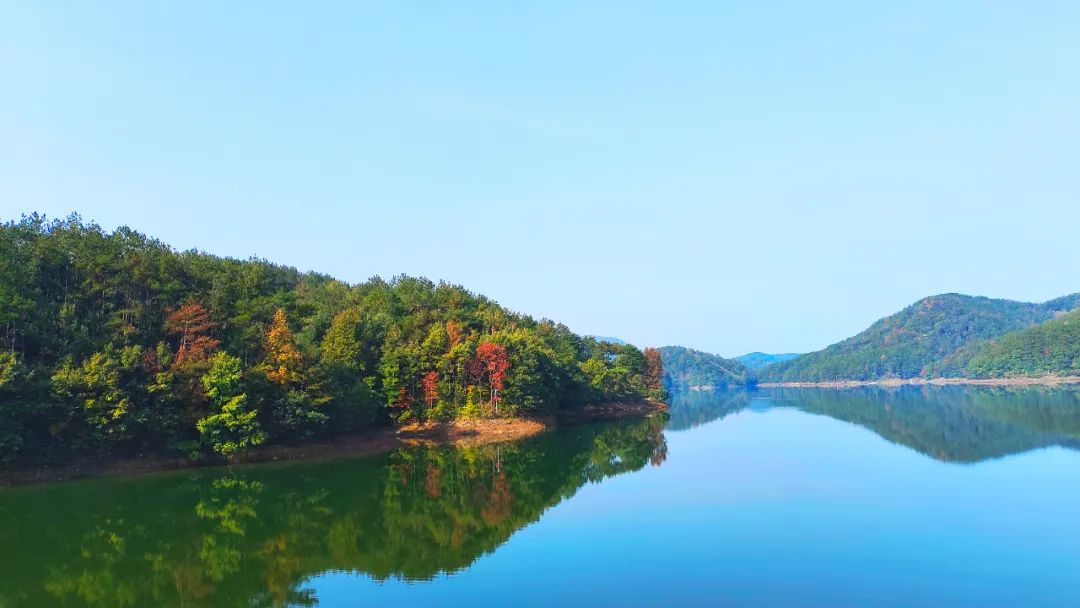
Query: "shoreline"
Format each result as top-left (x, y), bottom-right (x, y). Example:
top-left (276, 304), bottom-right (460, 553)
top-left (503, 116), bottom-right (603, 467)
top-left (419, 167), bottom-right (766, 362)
top-left (757, 376), bottom-right (1080, 389)
top-left (0, 399), bottom-right (668, 486)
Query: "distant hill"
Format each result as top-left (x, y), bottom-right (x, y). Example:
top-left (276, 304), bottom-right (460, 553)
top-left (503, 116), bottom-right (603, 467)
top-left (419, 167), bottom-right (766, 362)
top-left (659, 346), bottom-right (750, 391)
top-left (589, 336), bottom-right (628, 345)
top-left (760, 293), bottom-right (1080, 382)
top-left (736, 352), bottom-right (801, 370)
top-left (955, 309), bottom-right (1080, 378)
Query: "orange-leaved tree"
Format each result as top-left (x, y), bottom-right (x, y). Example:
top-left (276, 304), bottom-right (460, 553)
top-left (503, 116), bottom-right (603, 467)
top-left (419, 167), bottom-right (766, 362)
top-left (165, 302), bottom-right (220, 366)
top-left (421, 370), bottom-right (439, 409)
top-left (445, 320), bottom-right (464, 348)
top-left (265, 308), bottom-right (303, 385)
top-left (643, 347), bottom-right (664, 392)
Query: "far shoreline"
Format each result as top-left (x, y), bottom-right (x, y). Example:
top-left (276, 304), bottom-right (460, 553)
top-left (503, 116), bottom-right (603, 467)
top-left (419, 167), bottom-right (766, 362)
top-left (757, 376), bottom-right (1080, 389)
top-left (0, 399), bottom-right (668, 486)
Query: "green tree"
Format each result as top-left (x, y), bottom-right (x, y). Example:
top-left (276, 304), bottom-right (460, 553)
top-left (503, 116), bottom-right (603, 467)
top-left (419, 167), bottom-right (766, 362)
top-left (50, 346), bottom-right (144, 452)
top-left (320, 308), bottom-right (364, 374)
top-left (0, 352), bottom-right (29, 464)
top-left (197, 353), bottom-right (265, 456)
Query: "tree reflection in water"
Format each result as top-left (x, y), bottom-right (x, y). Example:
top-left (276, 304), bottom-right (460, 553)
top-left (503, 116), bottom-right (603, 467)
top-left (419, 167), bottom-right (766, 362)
top-left (0, 415), bottom-right (668, 607)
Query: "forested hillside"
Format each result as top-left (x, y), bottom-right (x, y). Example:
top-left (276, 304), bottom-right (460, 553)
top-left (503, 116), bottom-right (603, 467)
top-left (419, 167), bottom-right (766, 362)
top-left (955, 309), bottom-right (1080, 378)
top-left (0, 215), bottom-right (665, 467)
top-left (761, 293), bottom-right (1080, 382)
top-left (659, 346), bottom-right (749, 391)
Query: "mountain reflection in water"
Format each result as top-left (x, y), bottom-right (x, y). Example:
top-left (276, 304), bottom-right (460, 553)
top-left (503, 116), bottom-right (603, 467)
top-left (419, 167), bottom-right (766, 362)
top-left (667, 385), bottom-right (1080, 462)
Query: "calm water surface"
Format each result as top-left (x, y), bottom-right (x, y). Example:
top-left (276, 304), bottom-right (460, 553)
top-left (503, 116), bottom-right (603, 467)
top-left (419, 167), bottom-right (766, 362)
top-left (2, 386), bottom-right (1080, 606)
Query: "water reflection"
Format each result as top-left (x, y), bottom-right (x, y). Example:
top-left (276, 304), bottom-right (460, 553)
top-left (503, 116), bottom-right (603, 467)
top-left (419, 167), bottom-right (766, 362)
top-left (667, 385), bottom-right (1080, 462)
top-left (0, 416), bottom-right (667, 607)
top-left (664, 390), bottom-right (751, 431)
top-left (7, 386), bottom-right (1080, 607)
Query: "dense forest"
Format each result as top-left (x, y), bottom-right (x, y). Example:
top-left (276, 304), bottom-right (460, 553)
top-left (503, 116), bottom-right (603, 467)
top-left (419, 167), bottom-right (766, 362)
top-left (0, 215), bottom-right (665, 468)
top-left (958, 309), bottom-right (1080, 378)
top-left (658, 345), bottom-right (749, 391)
top-left (760, 293), bottom-right (1080, 382)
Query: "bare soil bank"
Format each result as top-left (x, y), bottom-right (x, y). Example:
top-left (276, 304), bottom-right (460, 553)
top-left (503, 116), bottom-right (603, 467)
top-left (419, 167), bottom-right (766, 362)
top-left (758, 376), bottom-right (1080, 389)
top-left (1, 400), bottom-right (668, 486)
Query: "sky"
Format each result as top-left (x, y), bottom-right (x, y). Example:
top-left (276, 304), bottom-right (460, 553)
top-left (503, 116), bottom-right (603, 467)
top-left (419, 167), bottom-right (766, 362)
top-left (3, 1), bottom-right (1080, 356)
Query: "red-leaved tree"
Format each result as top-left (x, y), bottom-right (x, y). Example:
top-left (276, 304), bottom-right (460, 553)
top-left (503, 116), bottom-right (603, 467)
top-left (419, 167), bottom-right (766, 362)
top-left (475, 342), bottom-right (510, 413)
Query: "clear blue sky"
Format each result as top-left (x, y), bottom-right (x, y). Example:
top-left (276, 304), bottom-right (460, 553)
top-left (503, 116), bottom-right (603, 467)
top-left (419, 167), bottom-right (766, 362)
top-left (3, 1), bottom-right (1080, 356)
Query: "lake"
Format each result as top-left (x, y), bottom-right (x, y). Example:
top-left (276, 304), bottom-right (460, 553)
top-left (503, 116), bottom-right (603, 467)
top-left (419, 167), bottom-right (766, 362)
top-left (2, 385), bottom-right (1080, 606)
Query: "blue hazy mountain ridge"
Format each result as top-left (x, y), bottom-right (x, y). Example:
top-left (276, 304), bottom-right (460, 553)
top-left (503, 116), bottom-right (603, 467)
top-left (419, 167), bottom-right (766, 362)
top-left (758, 293), bottom-right (1080, 383)
top-left (736, 352), bottom-right (801, 370)
top-left (658, 346), bottom-right (750, 391)
top-left (588, 336), bottom-right (628, 345)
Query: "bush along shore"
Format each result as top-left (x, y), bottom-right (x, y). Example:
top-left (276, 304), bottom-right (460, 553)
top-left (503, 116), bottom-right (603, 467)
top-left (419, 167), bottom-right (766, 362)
top-left (0, 215), bottom-right (668, 478)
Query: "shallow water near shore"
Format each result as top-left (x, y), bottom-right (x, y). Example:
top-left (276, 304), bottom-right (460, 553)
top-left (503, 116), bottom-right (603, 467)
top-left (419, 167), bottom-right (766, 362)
top-left (2, 385), bottom-right (1080, 606)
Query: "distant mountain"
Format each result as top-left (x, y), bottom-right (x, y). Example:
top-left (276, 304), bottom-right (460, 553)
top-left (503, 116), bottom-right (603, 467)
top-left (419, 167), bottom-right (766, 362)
top-left (760, 293), bottom-right (1080, 382)
top-left (736, 352), bottom-right (801, 370)
top-left (659, 346), bottom-right (750, 391)
top-left (589, 336), bottom-right (628, 345)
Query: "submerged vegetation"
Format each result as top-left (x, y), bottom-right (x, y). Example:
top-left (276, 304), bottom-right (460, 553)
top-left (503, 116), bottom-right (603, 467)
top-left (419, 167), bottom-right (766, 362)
top-left (0, 215), bottom-right (666, 468)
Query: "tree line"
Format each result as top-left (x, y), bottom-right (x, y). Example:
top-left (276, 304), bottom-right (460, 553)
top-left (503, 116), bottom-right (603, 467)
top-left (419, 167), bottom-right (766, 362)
top-left (0, 215), bottom-right (666, 466)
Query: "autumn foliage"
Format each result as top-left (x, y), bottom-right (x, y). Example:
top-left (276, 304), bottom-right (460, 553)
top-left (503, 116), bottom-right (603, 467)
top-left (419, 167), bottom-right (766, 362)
top-left (421, 370), bottom-right (440, 408)
top-left (644, 347), bottom-right (664, 392)
top-left (475, 342), bottom-right (510, 408)
top-left (445, 320), bottom-right (464, 348)
top-left (166, 302), bottom-right (220, 366)
top-left (265, 308), bottom-right (303, 385)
